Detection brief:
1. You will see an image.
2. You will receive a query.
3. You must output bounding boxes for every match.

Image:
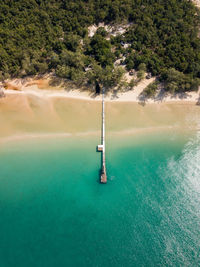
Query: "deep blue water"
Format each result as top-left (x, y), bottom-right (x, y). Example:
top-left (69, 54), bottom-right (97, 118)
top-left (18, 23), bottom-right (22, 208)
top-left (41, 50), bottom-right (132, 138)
top-left (0, 133), bottom-right (199, 267)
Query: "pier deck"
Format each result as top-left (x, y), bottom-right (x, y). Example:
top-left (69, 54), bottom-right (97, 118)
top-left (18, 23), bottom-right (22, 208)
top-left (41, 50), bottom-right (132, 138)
top-left (98, 89), bottom-right (107, 184)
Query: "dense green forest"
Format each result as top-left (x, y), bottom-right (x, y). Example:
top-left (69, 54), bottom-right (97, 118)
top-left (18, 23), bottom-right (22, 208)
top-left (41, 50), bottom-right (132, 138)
top-left (0, 0), bottom-right (200, 93)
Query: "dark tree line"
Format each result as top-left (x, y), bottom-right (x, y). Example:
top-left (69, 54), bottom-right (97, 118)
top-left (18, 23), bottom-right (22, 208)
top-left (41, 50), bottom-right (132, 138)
top-left (0, 0), bottom-right (200, 92)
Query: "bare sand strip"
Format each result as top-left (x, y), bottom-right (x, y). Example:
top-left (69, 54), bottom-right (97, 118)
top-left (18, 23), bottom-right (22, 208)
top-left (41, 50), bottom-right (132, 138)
top-left (0, 76), bottom-right (199, 145)
top-left (3, 77), bottom-right (200, 104)
top-left (0, 91), bottom-right (199, 144)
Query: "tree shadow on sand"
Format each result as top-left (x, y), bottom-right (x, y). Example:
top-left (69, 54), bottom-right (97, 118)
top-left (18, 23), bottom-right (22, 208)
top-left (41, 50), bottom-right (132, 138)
top-left (137, 88), bottom-right (199, 106)
top-left (137, 89), bottom-right (167, 106)
top-left (49, 76), bottom-right (63, 87)
top-left (110, 89), bottom-right (119, 100)
top-left (49, 75), bottom-right (101, 98)
top-left (196, 94), bottom-right (200, 106)
top-left (49, 76), bottom-right (74, 92)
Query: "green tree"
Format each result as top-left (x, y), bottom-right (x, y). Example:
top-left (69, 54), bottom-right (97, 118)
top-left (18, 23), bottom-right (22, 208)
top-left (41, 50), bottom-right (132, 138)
top-left (87, 34), bottom-right (114, 67)
top-left (143, 81), bottom-right (159, 98)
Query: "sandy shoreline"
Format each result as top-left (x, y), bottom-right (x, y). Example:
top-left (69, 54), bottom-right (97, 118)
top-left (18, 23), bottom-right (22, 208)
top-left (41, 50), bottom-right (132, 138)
top-left (1, 76), bottom-right (200, 104)
top-left (4, 85), bottom-right (200, 104)
top-left (0, 92), bottom-right (200, 143)
top-left (0, 77), bottom-right (199, 144)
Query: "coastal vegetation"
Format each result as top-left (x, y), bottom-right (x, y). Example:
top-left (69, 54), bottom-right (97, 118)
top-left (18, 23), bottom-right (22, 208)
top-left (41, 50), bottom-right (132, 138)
top-left (0, 0), bottom-right (200, 94)
top-left (143, 81), bottom-right (159, 98)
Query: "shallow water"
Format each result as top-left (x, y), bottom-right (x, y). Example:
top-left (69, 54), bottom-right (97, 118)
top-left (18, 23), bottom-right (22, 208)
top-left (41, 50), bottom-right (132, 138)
top-left (0, 131), bottom-right (199, 267)
top-left (1, 94), bottom-right (200, 139)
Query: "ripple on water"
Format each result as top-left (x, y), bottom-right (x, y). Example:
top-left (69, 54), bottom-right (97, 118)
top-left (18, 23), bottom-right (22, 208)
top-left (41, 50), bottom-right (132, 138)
top-left (160, 131), bottom-right (200, 266)
top-left (0, 131), bottom-right (199, 266)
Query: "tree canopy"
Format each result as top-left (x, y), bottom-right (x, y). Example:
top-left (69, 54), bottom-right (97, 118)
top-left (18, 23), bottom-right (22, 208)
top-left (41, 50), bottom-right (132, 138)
top-left (0, 0), bottom-right (200, 93)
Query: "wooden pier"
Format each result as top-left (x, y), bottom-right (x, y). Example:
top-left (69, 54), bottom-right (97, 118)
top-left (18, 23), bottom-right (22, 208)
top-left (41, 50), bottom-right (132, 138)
top-left (97, 89), bottom-right (107, 184)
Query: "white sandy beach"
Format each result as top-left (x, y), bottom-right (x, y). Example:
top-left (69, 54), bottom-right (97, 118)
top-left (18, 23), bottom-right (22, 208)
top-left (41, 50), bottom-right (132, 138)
top-left (1, 76), bottom-right (200, 104)
top-left (0, 76), bottom-right (199, 145)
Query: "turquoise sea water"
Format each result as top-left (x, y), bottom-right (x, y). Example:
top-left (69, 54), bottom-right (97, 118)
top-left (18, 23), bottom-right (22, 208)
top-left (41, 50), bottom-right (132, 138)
top-left (0, 132), bottom-right (200, 267)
